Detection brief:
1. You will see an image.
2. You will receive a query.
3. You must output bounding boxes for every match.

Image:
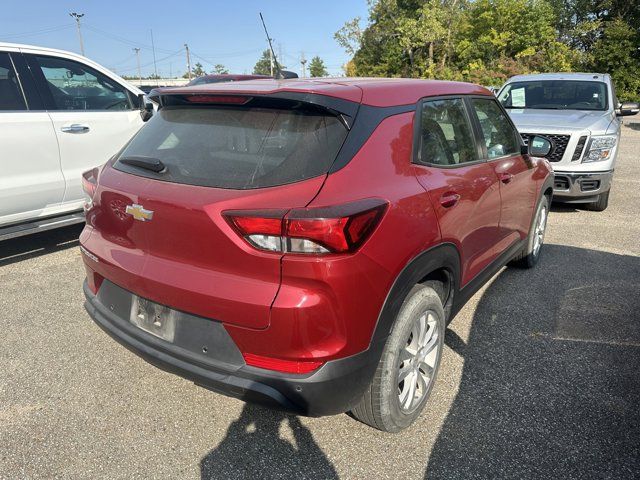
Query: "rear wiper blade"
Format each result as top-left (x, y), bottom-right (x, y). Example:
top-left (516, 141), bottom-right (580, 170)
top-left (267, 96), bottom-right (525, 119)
top-left (119, 155), bottom-right (166, 173)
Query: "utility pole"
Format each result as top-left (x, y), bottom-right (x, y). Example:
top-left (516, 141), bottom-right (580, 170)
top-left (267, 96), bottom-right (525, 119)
top-left (300, 52), bottom-right (307, 78)
top-left (184, 43), bottom-right (192, 81)
top-left (133, 48), bottom-right (141, 82)
top-left (69, 12), bottom-right (85, 56)
top-left (150, 29), bottom-right (159, 85)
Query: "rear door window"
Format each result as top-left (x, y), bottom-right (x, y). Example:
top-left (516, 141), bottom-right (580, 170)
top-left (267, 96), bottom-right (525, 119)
top-left (416, 98), bottom-right (478, 166)
top-left (114, 105), bottom-right (348, 189)
top-left (471, 98), bottom-right (520, 159)
top-left (0, 53), bottom-right (27, 110)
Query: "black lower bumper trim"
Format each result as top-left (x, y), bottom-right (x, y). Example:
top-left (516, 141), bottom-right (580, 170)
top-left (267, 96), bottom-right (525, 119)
top-left (83, 280), bottom-right (379, 416)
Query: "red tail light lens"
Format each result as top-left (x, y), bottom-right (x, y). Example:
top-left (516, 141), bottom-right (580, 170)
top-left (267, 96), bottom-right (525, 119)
top-left (224, 199), bottom-right (388, 254)
top-left (81, 167), bottom-right (99, 200)
top-left (243, 353), bottom-right (324, 374)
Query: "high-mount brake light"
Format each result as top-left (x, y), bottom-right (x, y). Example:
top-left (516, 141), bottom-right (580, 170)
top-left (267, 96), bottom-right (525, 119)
top-left (184, 95), bottom-right (252, 105)
top-left (224, 199), bottom-right (388, 255)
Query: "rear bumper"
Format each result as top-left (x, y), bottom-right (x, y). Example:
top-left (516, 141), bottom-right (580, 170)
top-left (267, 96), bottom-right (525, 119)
top-left (83, 280), bottom-right (379, 416)
top-left (552, 170), bottom-right (613, 202)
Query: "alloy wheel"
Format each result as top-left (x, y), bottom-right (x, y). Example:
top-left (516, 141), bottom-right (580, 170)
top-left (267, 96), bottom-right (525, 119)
top-left (397, 310), bottom-right (440, 413)
top-left (533, 204), bottom-right (548, 256)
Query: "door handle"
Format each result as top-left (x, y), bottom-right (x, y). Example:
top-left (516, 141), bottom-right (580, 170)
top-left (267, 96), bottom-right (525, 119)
top-left (61, 124), bottom-right (90, 134)
top-left (440, 192), bottom-right (461, 208)
top-left (499, 172), bottom-right (514, 184)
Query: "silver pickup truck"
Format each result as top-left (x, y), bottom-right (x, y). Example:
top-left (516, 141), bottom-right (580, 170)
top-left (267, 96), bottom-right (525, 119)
top-left (497, 73), bottom-right (638, 211)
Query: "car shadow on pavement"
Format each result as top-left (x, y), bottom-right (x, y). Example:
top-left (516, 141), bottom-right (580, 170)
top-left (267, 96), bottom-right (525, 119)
top-left (549, 203), bottom-right (582, 213)
top-left (200, 403), bottom-right (338, 480)
top-left (426, 244), bottom-right (640, 479)
top-left (0, 224), bottom-right (83, 267)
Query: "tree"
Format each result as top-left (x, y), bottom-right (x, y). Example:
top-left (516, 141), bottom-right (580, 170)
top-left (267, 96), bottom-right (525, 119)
top-left (334, 17), bottom-right (363, 57)
top-left (339, 0), bottom-right (639, 100)
top-left (253, 50), bottom-right (273, 75)
top-left (212, 64), bottom-right (229, 74)
top-left (590, 17), bottom-right (640, 101)
top-left (309, 56), bottom-right (329, 77)
top-left (183, 62), bottom-right (206, 79)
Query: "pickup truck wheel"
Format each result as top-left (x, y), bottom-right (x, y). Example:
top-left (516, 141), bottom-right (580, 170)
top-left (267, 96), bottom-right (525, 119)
top-left (584, 189), bottom-right (610, 212)
top-left (350, 285), bottom-right (445, 432)
top-left (510, 195), bottom-right (549, 269)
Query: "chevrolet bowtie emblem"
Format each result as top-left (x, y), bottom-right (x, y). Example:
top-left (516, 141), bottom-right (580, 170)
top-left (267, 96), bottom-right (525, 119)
top-left (125, 204), bottom-right (154, 221)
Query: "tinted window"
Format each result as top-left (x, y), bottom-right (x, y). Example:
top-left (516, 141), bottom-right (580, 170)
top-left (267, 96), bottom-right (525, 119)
top-left (0, 53), bottom-right (26, 110)
top-left (498, 80), bottom-right (608, 111)
top-left (33, 55), bottom-right (132, 111)
top-left (417, 98), bottom-right (477, 166)
top-left (472, 99), bottom-right (519, 159)
top-left (115, 105), bottom-right (348, 189)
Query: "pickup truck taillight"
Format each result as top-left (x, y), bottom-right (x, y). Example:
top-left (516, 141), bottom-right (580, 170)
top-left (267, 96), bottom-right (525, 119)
top-left (82, 167), bottom-right (99, 202)
top-left (224, 199), bottom-right (388, 255)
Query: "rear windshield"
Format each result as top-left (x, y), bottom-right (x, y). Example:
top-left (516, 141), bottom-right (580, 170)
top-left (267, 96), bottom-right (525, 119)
top-left (114, 105), bottom-right (348, 189)
top-left (498, 80), bottom-right (608, 111)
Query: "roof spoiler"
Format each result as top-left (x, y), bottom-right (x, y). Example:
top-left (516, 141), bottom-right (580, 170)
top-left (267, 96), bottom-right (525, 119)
top-left (148, 90), bottom-right (359, 129)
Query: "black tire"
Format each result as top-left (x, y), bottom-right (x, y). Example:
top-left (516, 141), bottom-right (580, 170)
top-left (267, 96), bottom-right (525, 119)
top-left (584, 189), bottom-right (610, 212)
top-left (351, 285), bottom-right (445, 432)
top-left (510, 195), bottom-right (549, 269)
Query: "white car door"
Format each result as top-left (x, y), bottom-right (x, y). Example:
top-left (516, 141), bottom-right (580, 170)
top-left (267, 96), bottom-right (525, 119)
top-left (0, 50), bottom-right (64, 227)
top-left (24, 51), bottom-right (144, 211)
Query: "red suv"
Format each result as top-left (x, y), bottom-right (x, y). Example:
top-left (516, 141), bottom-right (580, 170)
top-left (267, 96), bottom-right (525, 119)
top-left (81, 78), bottom-right (553, 432)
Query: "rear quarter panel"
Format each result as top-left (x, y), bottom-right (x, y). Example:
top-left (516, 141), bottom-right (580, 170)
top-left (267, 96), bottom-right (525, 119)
top-left (225, 112), bottom-right (442, 360)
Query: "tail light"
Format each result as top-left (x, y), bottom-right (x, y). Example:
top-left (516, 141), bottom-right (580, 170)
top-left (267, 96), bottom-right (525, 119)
top-left (81, 167), bottom-right (100, 207)
top-left (224, 199), bottom-right (388, 254)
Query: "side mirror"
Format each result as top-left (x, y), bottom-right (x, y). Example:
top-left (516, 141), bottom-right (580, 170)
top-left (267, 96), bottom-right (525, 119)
top-left (617, 101), bottom-right (639, 117)
top-left (138, 93), bottom-right (154, 122)
top-left (523, 135), bottom-right (552, 157)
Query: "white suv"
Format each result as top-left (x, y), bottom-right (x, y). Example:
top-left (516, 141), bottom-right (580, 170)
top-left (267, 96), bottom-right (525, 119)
top-left (0, 43), bottom-right (152, 239)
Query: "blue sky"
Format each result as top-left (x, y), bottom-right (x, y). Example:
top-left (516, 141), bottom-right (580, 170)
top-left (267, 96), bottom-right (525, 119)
top-left (1, 0), bottom-right (369, 77)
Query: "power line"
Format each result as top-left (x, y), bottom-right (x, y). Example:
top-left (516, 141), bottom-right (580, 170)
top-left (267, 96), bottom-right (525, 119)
top-left (83, 24), bottom-right (175, 54)
top-left (115, 48), bottom-right (184, 74)
top-left (1, 24), bottom-right (72, 40)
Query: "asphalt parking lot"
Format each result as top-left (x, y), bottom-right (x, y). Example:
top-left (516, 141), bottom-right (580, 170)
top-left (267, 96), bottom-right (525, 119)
top-left (1, 124), bottom-right (639, 480)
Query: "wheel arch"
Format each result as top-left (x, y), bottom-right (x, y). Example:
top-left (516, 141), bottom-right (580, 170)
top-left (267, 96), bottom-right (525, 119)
top-left (368, 243), bottom-right (461, 349)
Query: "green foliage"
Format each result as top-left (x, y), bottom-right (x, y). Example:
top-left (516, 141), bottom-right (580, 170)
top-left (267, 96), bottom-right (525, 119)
top-left (253, 50), bottom-right (273, 75)
top-left (338, 0), bottom-right (640, 100)
top-left (590, 17), bottom-right (640, 101)
top-left (334, 17), bottom-right (363, 56)
top-left (309, 56), bottom-right (329, 77)
top-left (253, 50), bottom-right (286, 76)
top-left (192, 63), bottom-right (206, 77)
top-left (212, 64), bottom-right (229, 74)
top-left (183, 62), bottom-right (206, 79)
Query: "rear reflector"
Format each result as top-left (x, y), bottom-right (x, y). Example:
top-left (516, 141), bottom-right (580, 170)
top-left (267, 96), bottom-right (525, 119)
top-left (184, 95), bottom-right (251, 104)
top-left (243, 353), bottom-right (324, 374)
top-left (224, 199), bottom-right (388, 254)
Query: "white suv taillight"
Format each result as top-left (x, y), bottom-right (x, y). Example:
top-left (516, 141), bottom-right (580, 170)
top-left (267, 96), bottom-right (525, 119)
top-left (81, 167), bottom-right (99, 208)
top-left (224, 199), bottom-right (388, 255)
